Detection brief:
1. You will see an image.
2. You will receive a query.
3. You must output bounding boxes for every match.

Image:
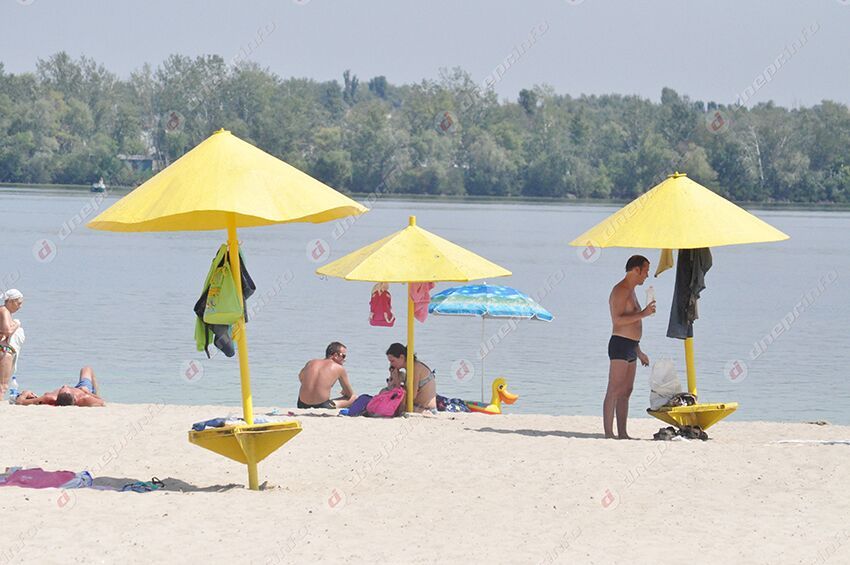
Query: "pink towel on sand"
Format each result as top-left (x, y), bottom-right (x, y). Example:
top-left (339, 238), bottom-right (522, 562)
top-left (409, 282), bottom-right (435, 323)
top-left (0, 468), bottom-right (77, 489)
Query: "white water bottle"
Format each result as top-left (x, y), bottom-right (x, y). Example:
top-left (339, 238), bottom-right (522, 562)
top-left (645, 286), bottom-right (656, 317)
top-left (8, 376), bottom-right (19, 403)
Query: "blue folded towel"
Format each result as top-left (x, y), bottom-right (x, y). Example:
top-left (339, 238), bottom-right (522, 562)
top-left (192, 416), bottom-right (271, 431)
top-left (192, 418), bottom-right (228, 431)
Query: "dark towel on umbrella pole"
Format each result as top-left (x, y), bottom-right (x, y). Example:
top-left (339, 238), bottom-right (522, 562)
top-left (666, 248), bottom-right (712, 339)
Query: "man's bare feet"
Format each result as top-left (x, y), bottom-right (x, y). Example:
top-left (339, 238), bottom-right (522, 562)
top-left (618, 434), bottom-right (637, 440)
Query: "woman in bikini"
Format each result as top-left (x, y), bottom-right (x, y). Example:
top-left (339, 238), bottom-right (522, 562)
top-left (385, 342), bottom-right (436, 413)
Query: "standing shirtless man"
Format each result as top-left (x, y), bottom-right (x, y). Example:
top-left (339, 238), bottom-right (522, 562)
top-left (605, 255), bottom-right (655, 439)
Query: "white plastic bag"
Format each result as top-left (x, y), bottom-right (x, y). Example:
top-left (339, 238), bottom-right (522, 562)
top-left (649, 358), bottom-right (681, 410)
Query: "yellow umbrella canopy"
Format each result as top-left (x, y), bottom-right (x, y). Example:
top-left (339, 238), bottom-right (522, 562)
top-left (317, 216), bottom-right (511, 411)
top-left (88, 129), bottom-right (367, 232)
top-left (88, 128), bottom-right (368, 490)
top-left (569, 172), bottom-right (789, 249)
top-left (317, 217), bottom-right (511, 282)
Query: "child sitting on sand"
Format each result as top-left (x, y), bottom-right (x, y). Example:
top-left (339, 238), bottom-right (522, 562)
top-left (382, 365), bottom-right (404, 393)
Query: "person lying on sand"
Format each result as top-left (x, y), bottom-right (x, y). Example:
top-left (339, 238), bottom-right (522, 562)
top-left (15, 366), bottom-right (105, 407)
top-left (297, 342), bottom-right (355, 409)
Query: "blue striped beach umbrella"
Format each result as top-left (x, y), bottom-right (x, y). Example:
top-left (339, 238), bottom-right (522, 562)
top-left (429, 283), bottom-right (553, 400)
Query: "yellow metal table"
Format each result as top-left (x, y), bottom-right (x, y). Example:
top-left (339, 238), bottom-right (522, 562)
top-left (189, 421), bottom-right (302, 469)
top-left (647, 402), bottom-right (738, 430)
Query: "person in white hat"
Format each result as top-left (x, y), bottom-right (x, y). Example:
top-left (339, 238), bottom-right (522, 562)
top-left (1, 289), bottom-right (24, 397)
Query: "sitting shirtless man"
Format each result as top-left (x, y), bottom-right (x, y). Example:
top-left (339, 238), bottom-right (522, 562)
top-left (15, 366), bottom-right (105, 407)
top-left (297, 342), bottom-right (355, 409)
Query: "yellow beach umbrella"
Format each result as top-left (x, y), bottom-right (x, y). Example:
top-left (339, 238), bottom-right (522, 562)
top-left (88, 129), bottom-right (365, 231)
top-left (570, 172), bottom-right (789, 249)
top-left (569, 172), bottom-right (789, 429)
top-left (317, 216), bottom-right (511, 412)
top-left (88, 129), bottom-right (368, 489)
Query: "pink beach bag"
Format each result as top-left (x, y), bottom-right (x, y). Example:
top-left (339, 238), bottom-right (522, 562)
top-left (366, 387), bottom-right (406, 418)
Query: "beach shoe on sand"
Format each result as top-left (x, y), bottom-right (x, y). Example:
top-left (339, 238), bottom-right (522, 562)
top-left (677, 426), bottom-right (709, 440)
top-left (653, 427), bottom-right (677, 440)
top-left (122, 477), bottom-right (165, 493)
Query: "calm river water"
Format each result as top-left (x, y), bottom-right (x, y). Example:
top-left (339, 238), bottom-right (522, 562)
top-left (2, 187), bottom-right (848, 424)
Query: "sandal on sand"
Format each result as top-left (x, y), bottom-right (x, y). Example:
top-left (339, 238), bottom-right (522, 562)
top-left (678, 426), bottom-right (709, 440)
top-left (122, 477), bottom-right (165, 493)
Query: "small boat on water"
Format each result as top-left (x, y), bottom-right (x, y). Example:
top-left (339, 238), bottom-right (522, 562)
top-left (91, 178), bottom-right (107, 193)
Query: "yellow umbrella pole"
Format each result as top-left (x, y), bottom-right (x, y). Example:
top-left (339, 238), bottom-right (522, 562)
top-left (406, 282), bottom-right (415, 413)
top-left (685, 337), bottom-right (697, 397)
top-left (227, 214), bottom-right (259, 490)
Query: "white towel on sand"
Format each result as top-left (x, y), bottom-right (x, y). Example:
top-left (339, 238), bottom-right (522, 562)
top-left (8, 325), bottom-right (24, 373)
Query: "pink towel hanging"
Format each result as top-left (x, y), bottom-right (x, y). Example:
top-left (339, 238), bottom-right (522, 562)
top-left (409, 282), bottom-right (435, 323)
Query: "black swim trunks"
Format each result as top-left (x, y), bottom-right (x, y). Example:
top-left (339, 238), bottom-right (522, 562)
top-left (297, 398), bottom-right (337, 409)
top-left (608, 335), bottom-right (639, 363)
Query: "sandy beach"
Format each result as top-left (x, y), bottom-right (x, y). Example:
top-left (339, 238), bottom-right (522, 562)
top-left (1, 404), bottom-right (848, 565)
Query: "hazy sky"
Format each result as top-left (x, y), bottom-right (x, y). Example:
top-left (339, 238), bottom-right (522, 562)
top-left (1, 0), bottom-right (848, 107)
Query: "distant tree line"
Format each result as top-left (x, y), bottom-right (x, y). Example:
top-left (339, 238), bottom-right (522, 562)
top-left (1, 52), bottom-right (849, 202)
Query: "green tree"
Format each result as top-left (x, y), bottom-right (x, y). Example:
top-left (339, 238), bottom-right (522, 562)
top-left (462, 128), bottom-right (518, 196)
top-left (518, 89), bottom-right (537, 116)
top-left (368, 76), bottom-right (388, 99)
top-left (345, 101), bottom-right (400, 193)
top-left (677, 143), bottom-right (718, 187)
top-left (1, 52), bottom-right (849, 203)
top-left (343, 70), bottom-right (360, 106)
